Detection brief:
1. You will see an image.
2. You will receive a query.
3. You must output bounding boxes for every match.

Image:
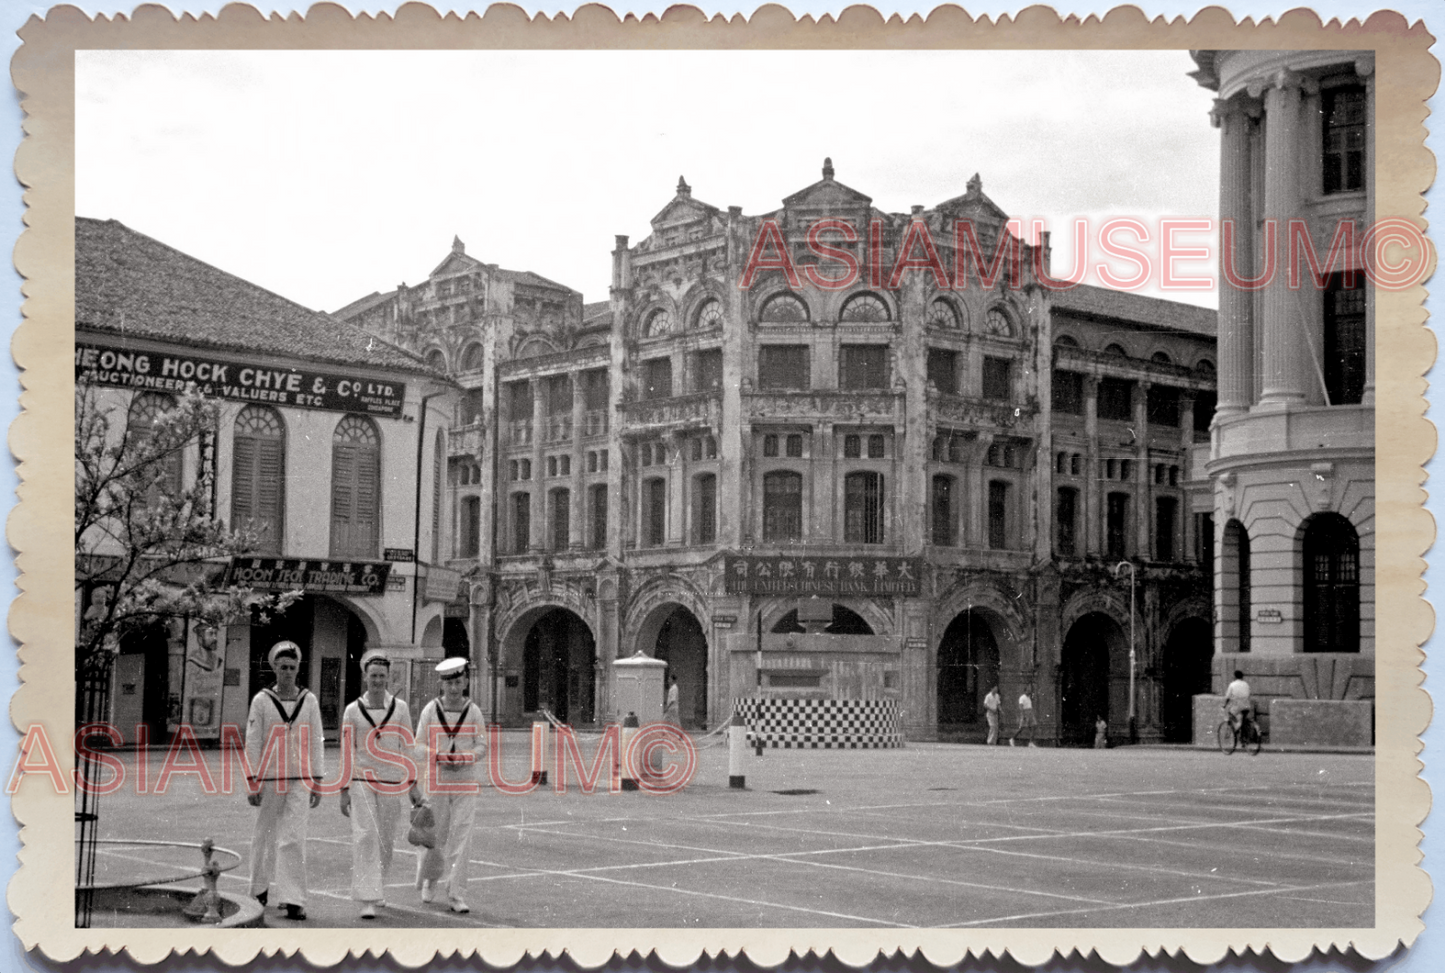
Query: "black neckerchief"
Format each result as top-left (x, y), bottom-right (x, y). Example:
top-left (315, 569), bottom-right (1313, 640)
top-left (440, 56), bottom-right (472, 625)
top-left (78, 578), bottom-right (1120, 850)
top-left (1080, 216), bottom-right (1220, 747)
top-left (433, 698), bottom-right (472, 754)
top-left (356, 694), bottom-right (397, 729)
top-left (264, 688), bottom-right (309, 726)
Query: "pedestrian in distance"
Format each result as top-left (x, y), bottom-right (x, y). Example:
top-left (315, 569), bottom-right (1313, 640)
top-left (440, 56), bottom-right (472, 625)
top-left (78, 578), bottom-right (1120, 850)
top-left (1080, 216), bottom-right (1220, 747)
top-left (414, 657), bottom-right (486, 914)
top-left (663, 672), bottom-right (680, 725)
top-left (1010, 687), bottom-right (1038, 747)
top-left (983, 685), bottom-right (1001, 745)
top-left (245, 640), bottom-right (325, 922)
top-left (1094, 715), bottom-right (1108, 749)
top-left (340, 649), bottom-right (420, 920)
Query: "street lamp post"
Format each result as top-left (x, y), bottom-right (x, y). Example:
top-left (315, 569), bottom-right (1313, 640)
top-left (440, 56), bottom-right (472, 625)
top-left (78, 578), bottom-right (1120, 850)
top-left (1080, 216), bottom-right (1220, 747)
top-left (1113, 560), bottom-right (1137, 742)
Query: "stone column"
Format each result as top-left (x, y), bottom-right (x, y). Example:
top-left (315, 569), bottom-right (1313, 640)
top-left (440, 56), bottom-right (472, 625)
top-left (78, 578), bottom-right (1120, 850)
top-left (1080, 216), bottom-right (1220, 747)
top-left (1215, 97), bottom-right (1256, 416)
top-left (1259, 71), bottom-right (1308, 408)
top-left (1134, 381), bottom-right (1152, 557)
top-left (668, 432), bottom-right (686, 546)
top-left (1361, 61), bottom-right (1377, 407)
top-left (569, 373), bottom-right (585, 548)
top-left (1178, 391), bottom-right (1197, 560)
top-left (816, 421), bottom-right (837, 542)
top-left (530, 378), bottom-right (545, 550)
top-left (1083, 376), bottom-right (1101, 555)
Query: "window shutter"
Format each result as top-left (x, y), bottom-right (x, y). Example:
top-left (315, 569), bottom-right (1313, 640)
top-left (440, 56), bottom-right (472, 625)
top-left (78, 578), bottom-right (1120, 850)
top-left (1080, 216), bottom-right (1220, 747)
top-left (231, 436), bottom-right (257, 523)
top-left (255, 438), bottom-right (284, 552)
top-left (331, 442), bottom-right (356, 553)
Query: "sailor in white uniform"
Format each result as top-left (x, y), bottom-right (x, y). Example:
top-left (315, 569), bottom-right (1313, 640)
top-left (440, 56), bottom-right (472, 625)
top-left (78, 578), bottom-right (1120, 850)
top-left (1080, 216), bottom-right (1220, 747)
top-left (245, 640), bottom-right (325, 921)
top-left (413, 657), bottom-right (486, 914)
top-left (339, 649), bottom-right (420, 919)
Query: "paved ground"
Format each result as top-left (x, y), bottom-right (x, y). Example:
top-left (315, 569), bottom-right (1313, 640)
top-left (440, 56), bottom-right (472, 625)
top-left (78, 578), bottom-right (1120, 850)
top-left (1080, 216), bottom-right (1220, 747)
top-left (86, 734), bottom-right (1374, 928)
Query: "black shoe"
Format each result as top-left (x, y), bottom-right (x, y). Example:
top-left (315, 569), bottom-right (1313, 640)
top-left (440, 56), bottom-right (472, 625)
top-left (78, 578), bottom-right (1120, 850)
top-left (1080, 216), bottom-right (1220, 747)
top-left (284, 904), bottom-right (307, 921)
top-left (255, 891), bottom-right (268, 906)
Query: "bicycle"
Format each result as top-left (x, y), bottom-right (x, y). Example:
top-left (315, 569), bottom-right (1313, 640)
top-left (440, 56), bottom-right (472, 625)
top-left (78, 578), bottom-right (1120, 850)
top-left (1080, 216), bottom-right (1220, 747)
top-left (1216, 713), bottom-right (1262, 755)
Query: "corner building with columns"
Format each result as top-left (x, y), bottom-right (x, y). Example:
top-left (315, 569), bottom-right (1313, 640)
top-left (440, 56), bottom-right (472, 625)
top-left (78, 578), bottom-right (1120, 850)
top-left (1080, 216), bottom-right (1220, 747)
top-left (1191, 51), bottom-right (1375, 745)
top-left (338, 163), bottom-right (1219, 745)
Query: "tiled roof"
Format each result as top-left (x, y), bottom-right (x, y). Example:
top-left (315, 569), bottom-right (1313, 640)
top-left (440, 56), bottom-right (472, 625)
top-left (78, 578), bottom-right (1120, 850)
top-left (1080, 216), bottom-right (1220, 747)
top-left (496, 268), bottom-right (574, 293)
top-left (1051, 284), bottom-right (1217, 338)
top-left (582, 300), bottom-right (612, 324)
top-left (332, 289), bottom-right (394, 319)
top-left (75, 217), bottom-right (441, 375)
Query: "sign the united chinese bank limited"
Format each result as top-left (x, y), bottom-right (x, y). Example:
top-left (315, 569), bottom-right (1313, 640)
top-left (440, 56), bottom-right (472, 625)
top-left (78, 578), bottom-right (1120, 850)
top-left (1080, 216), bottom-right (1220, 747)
top-left (724, 554), bottom-right (923, 597)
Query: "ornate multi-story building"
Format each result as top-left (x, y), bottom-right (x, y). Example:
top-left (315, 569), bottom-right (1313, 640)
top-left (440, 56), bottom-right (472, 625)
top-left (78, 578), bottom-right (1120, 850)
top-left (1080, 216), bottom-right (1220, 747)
top-left (1192, 51), bottom-right (1375, 744)
top-left (338, 162), bottom-right (1219, 745)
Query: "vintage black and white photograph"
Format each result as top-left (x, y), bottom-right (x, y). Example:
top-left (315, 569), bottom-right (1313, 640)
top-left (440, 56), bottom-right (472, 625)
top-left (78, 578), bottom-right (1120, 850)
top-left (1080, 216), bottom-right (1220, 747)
top-left (47, 30), bottom-right (1407, 942)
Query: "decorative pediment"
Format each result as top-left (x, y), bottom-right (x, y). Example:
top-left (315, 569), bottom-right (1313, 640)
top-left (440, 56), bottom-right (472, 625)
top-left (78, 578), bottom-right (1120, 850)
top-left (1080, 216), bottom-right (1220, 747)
top-left (429, 248), bottom-right (485, 279)
top-left (782, 157), bottom-right (873, 210)
top-left (650, 176), bottom-right (721, 230)
top-left (936, 172), bottom-right (1012, 227)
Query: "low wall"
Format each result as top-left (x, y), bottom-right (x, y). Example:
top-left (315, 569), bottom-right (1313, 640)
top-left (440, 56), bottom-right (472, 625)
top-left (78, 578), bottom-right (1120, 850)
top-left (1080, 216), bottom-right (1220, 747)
top-left (734, 696), bottom-right (904, 749)
top-left (1270, 698), bottom-right (1373, 747)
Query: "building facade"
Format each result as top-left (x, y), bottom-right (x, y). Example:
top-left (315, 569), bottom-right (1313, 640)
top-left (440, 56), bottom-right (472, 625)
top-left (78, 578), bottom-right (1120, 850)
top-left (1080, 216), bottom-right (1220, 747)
top-left (1192, 51), bottom-right (1375, 739)
top-left (338, 163), bottom-right (1220, 744)
top-left (76, 217), bottom-right (454, 743)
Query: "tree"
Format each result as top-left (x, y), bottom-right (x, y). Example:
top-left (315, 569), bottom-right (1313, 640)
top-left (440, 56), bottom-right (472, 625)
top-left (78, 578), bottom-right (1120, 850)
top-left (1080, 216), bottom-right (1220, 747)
top-left (73, 376), bottom-right (299, 926)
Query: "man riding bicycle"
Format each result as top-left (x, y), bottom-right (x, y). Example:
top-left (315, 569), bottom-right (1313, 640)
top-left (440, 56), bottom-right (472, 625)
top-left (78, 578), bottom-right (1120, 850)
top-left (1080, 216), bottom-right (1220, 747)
top-left (1223, 669), bottom-right (1254, 735)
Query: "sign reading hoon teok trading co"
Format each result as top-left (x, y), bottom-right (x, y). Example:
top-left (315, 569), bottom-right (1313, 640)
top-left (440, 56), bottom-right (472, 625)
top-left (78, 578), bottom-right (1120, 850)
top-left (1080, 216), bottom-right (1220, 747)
top-left (724, 554), bottom-right (924, 597)
top-left (224, 557), bottom-right (392, 596)
top-left (75, 341), bottom-right (406, 417)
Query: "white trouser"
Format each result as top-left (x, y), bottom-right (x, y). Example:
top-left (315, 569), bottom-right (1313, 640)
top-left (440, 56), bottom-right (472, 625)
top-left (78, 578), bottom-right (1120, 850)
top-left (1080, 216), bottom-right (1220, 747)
top-left (415, 786), bottom-right (477, 899)
top-left (350, 784), bottom-right (403, 902)
top-left (250, 780), bottom-right (311, 907)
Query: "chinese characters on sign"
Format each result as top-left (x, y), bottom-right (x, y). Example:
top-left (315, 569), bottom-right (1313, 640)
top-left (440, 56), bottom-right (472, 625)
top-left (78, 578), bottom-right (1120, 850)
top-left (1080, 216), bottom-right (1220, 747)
top-left (223, 557), bottom-right (392, 595)
top-left (76, 341), bottom-right (407, 416)
top-left (724, 554), bottom-right (923, 597)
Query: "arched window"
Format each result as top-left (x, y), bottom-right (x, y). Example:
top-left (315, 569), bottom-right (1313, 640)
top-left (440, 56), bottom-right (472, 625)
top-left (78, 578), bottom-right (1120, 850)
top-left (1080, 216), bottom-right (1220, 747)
top-left (694, 298), bottom-right (724, 331)
top-left (693, 473), bottom-right (717, 545)
top-left (844, 471), bottom-right (884, 544)
top-left (331, 415), bottom-right (381, 557)
top-left (927, 298), bottom-right (961, 329)
top-left (762, 471), bottom-right (803, 542)
top-left (425, 348), bottom-right (447, 372)
top-left (1195, 358), bottom-right (1216, 378)
top-left (644, 307), bottom-right (675, 337)
top-left (1151, 351), bottom-right (1173, 365)
top-left (1223, 519), bottom-right (1251, 652)
top-left (126, 392), bottom-right (184, 498)
top-left (759, 293), bottom-right (809, 323)
top-left (840, 293), bottom-right (890, 323)
top-left (984, 307), bottom-right (1013, 337)
top-left (1304, 513), bottom-right (1361, 652)
top-left (459, 343), bottom-right (484, 371)
top-left (232, 405), bottom-right (285, 553)
top-left (1054, 334), bottom-right (1080, 348)
top-left (1104, 343), bottom-right (1129, 358)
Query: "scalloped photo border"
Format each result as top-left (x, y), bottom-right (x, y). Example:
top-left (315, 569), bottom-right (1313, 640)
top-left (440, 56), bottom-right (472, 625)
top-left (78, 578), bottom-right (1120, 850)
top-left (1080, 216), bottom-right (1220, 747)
top-left (8, 3), bottom-right (1436, 967)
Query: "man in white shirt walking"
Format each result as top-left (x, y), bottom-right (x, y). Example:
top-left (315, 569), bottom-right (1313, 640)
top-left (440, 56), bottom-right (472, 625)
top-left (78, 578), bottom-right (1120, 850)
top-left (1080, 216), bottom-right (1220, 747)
top-left (983, 686), bottom-right (1001, 745)
top-left (1010, 687), bottom-right (1038, 747)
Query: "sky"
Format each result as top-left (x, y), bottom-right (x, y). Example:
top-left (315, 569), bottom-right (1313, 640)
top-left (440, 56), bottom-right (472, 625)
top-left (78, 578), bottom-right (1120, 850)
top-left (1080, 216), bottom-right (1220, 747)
top-left (76, 48), bottom-right (1221, 316)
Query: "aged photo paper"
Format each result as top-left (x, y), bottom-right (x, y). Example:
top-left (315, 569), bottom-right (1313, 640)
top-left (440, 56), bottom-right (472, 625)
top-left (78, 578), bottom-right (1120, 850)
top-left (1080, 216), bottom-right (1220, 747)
top-left (6, 2), bottom-right (1436, 967)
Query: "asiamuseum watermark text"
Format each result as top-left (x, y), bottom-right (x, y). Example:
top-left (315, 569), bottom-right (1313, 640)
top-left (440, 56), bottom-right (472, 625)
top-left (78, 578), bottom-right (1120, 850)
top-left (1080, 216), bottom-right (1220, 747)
top-left (9, 722), bottom-right (697, 796)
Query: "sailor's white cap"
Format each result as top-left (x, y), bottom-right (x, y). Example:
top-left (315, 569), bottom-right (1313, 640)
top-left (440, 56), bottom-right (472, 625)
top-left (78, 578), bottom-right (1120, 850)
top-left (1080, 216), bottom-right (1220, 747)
top-left (268, 640), bottom-right (302, 667)
top-left (359, 649), bottom-right (391, 671)
top-left (436, 657), bottom-right (468, 678)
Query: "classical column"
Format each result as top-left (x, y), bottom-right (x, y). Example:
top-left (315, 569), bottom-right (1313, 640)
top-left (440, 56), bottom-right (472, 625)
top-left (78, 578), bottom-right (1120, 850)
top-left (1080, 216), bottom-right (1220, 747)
top-left (1214, 97), bottom-right (1256, 416)
top-left (530, 378), bottom-right (545, 550)
top-left (1134, 381), bottom-right (1152, 557)
top-left (569, 372), bottom-right (585, 548)
top-left (1360, 60), bottom-right (1377, 407)
top-left (1258, 71), bottom-right (1309, 408)
top-left (1083, 376), bottom-right (1101, 555)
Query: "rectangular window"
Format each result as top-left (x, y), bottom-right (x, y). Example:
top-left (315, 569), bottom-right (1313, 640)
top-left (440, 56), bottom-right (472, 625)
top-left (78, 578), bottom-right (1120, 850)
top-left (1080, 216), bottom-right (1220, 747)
top-left (507, 381), bottom-right (532, 421)
top-left (1155, 496), bottom-right (1177, 561)
top-left (1098, 378), bottom-right (1133, 421)
top-left (763, 434), bottom-right (779, 458)
top-left (642, 358), bottom-right (672, 400)
top-left (982, 357), bottom-right (1012, 401)
top-left (759, 345), bottom-right (809, 390)
top-left (1196, 512), bottom-right (1215, 565)
top-left (867, 434), bottom-right (885, 459)
top-left (512, 492), bottom-right (531, 553)
top-left (1146, 385), bottom-right (1180, 427)
top-left (694, 349), bottom-right (723, 392)
top-left (844, 472), bottom-right (885, 544)
top-left (1057, 487), bottom-right (1077, 556)
top-left (551, 488), bottom-right (570, 551)
top-left (582, 369), bottom-right (609, 410)
top-left (843, 434), bottom-right (860, 459)
top-left (762, 472), bottom-right (803, 543)
top-left (590, 484), bottom-right (608, 550)
top-left (927, 348), bottom-right (959, 394)
top-left (460, 496), bottom-right (481, 558)
top-left (545, 374), bottom-right (572, 415)
top-left (987, 481), bottom-right (1010, 549)
top-left (1322, 86), bottom-right (1366, 194)
top-left (1324, 273), bottom-right (1366, 405)
top-left (931, 475), bottom-right (955, 547)
top-left (839, 344), bottom-right (889, 390)
top-left (1106, 492), bottom-right (1129, 559)
top-left (643, 478), bottom-right (666, 547)
top-left (1193, 391), bottom-right (1216, 440)
top-left (693, 474), bottom-right (717, 545)
top-left (1053, 370), bottom-right (1084, 415)
top-left (786, 434), bottom-right (803, 458)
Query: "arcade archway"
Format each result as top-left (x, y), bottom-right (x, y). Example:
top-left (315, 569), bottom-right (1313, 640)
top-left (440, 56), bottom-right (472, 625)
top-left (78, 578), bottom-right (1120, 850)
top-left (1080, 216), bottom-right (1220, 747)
top-left (640, 606), bottom-right (709, 729)
top-left (936, 609), bottom-right (1001, 730)
top-left (1161, 618), bottom-right (1213, 742)
top-left (520, 608), bottom-right (595, 724)
top-left (1060, 612), bottom-right (1127, 745)
top-left (248, 594), bottom-right (369, 730)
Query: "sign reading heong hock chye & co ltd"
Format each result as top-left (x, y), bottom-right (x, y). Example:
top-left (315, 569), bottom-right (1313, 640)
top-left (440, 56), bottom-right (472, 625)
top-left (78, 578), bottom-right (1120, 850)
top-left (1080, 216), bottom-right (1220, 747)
top-left (724, 554), bottom-right (923, 597)
top-left (76, 341), bottom-right (406, 417)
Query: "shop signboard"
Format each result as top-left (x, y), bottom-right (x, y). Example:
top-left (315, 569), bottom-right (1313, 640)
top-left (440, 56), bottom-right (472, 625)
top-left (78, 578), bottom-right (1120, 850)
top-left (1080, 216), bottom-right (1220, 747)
top-left (723, 554), bottom-right (924, 597)
top-left (223, 557), bottom-right (392, 595)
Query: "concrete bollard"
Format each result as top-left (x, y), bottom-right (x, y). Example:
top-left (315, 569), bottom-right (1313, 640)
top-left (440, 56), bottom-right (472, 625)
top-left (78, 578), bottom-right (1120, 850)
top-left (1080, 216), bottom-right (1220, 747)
top-left (531, 721), bottom-right (549, 785)
top-left (728, 712), bottom-right (746, 789)
top-left (619, 712), bottom-right (640, 792)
